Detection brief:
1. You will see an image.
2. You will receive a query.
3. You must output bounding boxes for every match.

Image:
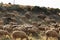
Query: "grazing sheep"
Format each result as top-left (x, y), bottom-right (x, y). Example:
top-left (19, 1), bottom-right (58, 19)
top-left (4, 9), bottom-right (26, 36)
top-left (13, 25), bottom-right (27, 31)
top-left (0, 25), bottom-right (3, 30)
top-left (38, 27), bottom-right (46, 31)
top-left (11, 25), bottom-right (19, 28)
top-left (0, 30), bottom-right (10, 38)
top-left (13, 25), bottom-right (33, 35)
top-left (13, 25), bottom-right (40, 36)
top-left (53, 24), bottom-right (59, 28)
top-left (24, 6), bottom-right (32, 11)
top-left (3, 25), bottom-right (13, 33)
top-left (25, 12), bottom-right (31, 19)
top-left (0, 20), bottom-right (4, 25)
top-left (26, 27), bottom-right (40, 37)
top-left (45, 30), bottom-right (60, 40)
top-left (38, 26), bottom-right (50, 31)
top-left (32, 22), bottom-right (38, 27)
top-left (37, 14), bottom-right (46, 19)
top-left (13, 27), bottom-right (24, 31)
top-left (53, 28), bottom-right (59, 33)
top-left (12, 31), bottom-right (29, 40)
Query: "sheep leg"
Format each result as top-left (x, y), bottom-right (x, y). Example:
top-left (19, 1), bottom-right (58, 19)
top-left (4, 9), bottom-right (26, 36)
top-left (49, 37), bottom-right (52, 40)
top-left (21, 38), bottom-right (23, 40)
top-left (13, 39), bottom-right (16, 40)
top-left (46, 36), bottom-right (48, 40)
top-left (14, 38), bottom-right (16, 40)
top-left (58, 37), bottom-right (60, 40)
top-left (30, 38), bottom-right (32, 40)
top-left (26, 37), bottom-right (29, 40)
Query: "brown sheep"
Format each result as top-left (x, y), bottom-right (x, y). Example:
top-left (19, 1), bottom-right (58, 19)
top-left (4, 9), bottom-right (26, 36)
top-left (26, 27), bottom-right (40, 36)
top-left (38, 26), bottom-right (50, 31)
top-left (3, 25), bottom-right (13, 33)
top-left (25, 12), bottom-right (31, 19)
top-left (38, 26), bottom-right (50, 36)
top-left (13, 25), bottom-right (39, 37)
top-left (13, 27), bottom-right (24, 31)
top-left (12, 31), bottom-right (29, 40)
top-left (24, 6), bottom-right (32, 11)
top-left (13, 25), bottom-right (27, 31)
top-left (37, 14), bottom-right (46, 19)
top-left (53, 28), bottom-right (59, 33)
top-left (45, 30), bottom-right (60, 40)
top-left (0, 30), bottom-right (10, 38)
top-left (0, 20), bottom-right (4, 25)
top-left (13, 25), bottom-right (29, 35)
top-left (32, 22), bottom-right (38, 27)
top-left (13, 26), bottom-right (29, 35)
top-left (53, 24), bottom-right (59, 28)
top-left (0, 25), bottom-right (3, 30)
top-left (38, 27), bottom-right (46, 31)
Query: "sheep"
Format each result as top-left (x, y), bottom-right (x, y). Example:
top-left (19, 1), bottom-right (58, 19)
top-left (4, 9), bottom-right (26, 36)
top-left (53, 24), bottom-right (59, 28)
top-left (13, 27), bottom-right (24, 31)
top-left (24, 6), bottom-right (32, 11)
top-left (26, 27), bottom-right (40, 37)
top-left (38, 26), bottom-right (50, 32)
top-left (38, 26), bottom-right (50, 36)
top-left (0, 30), bottom-right (10, 38)
top-left (53, 28), bottom-right (59, 33)
top-left (38, 27), bottom-right (46, 31)
top-left (3, 25), bottom-right (13, 33)
top-left (32, 22), bottom-right (38, 27)
top-left (0, 25), bottom-right (3, 30)
top-left (13, 25), bottom-right (27, 31)
top-left (13, 25), bottom-right (32, 35)
top-left (13, 25), bottom-right (30, 34)
top-left (13, 24), bottom-right (33, 30)
top-left (45, 30), bottom-right (60, 40)
top-left (25, 12), bottom-right (31, 19)
top-left (11, 25), bottom-right (19, 28)
top-left (12, 31), bottom-right (29, 40)
top-left (0, 20), bottom-right (4, 25)
top-left (13, 25), bottom-right (39, 37)
top-left (37, 14), bottom-right (46, 20)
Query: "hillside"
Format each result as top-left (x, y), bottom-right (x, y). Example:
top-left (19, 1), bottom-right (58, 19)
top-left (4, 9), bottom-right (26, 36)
top-left (0, 3), bottom-right (60, 26)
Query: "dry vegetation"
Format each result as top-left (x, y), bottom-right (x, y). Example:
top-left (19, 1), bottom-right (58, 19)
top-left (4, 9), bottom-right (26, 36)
top-left (0, 3), bottom-right (60, 40)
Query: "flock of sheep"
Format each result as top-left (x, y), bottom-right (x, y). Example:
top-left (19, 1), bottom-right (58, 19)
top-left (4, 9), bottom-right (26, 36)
top-left (0, 22), bottom-right (60, 40)
top-left (0, 3), bottom-right (60, 40)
